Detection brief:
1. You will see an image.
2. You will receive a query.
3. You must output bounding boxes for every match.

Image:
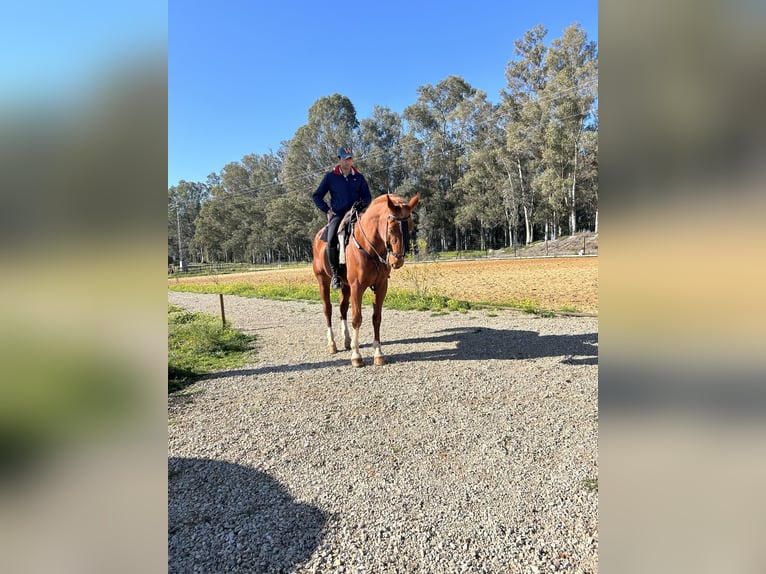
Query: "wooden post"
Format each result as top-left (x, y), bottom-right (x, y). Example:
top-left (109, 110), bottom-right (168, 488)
top-left (219, 294), bottom-right (226, 328)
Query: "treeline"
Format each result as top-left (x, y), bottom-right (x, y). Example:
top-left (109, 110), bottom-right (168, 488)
top-left (168, 24), bottom-right (597, 265)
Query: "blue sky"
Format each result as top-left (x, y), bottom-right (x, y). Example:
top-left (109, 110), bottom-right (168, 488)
top-left (169, 0), bottom-right (597, 187)
top-left (1, 1), bottom-right (596, 188)
top-left (1, 2), bottom-right (166, 107)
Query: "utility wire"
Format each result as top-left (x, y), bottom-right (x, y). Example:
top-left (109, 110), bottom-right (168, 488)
top-left (174, 77), bottom-right (597, 201)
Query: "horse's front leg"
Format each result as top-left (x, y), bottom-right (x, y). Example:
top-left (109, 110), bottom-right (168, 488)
top-left (318, 275), bottom-right (337, 354)
top-left (349, 283), bottom-right (365, 367)
top-left (371, 281), bottom-right (388, 366)
top-left (338, 283), bottom-right (351, 350)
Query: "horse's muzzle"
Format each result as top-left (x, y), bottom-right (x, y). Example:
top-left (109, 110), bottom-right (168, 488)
top-left (389, 252), bottom-right (405, 269)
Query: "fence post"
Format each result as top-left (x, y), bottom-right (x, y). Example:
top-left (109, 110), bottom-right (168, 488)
top-left (219, 294), bottom-right (226, 328)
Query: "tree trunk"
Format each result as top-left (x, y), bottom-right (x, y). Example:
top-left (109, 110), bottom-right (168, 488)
top-left (570, 144), bottom-right (578, 234)
top-left (523, 205), bottom-right (533, 244)
top-left (517, 158), bottom-right (533, 244)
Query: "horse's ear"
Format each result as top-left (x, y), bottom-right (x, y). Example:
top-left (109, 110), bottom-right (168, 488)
top-left (408, 194), bottom-right (421, 209)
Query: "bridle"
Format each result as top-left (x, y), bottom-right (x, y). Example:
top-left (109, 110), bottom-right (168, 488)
top-left (352, 209), bottom-right (411, 270)
top-left (384, 213), bottom-right (411, 263)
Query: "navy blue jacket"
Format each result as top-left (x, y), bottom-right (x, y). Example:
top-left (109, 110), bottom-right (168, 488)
top-left (312, 165), bottom-right (372, 215)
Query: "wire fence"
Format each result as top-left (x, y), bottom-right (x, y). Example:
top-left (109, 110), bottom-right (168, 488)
top-left (168, 233), bottom-right (598, 276)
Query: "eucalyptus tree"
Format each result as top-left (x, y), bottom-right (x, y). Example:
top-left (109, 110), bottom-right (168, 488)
top-left (264, 194), bottom-right (316, 263)
top-left (280, 94), bottom-right (359, 197)
top-left (501, 24), bottom-right (549, 244)
top-left (358, 105), bottom-right (406, 195)
top-left (539, 23), bottom-right (598, 235)
top-left (219, 161), bottom-right (266, 260)
top-left (453, 92), bottom-right (512, 250)
top-left (403, 75), bottom-right (477, 251)
top-left (193, 151), bottom-right (288, 263)
top-left (193, 184), bottom-right (237, 262)
top-left (579, 113), bottom-right (598, 232)
top-left (241, 151), bottom-right (284, 200)
top-left (278, 94), bottom-right (361, 244)
top-left (168, 180), bottom-right (210, 264)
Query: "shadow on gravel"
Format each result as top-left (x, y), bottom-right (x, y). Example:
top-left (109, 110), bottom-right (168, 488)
top-left (168, 457), bottom-right (327, 573)
top-left (387, 328), bottom-right (598, 365)
top-left (217, 328), bottom-right (597, 376)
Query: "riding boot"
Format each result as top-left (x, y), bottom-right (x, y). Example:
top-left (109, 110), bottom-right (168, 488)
top-left (329, 245), bottom-right (341, 289)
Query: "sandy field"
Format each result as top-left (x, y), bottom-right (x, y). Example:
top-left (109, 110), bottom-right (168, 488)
top-left (169, 256), bottom-right (598, 315)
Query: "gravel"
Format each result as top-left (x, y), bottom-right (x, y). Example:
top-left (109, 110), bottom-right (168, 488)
top-left (168, 291), bottom-right (598, 573)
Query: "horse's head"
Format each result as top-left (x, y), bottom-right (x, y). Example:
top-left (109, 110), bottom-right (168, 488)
top-left (383, 193), bottom-right (420, 269)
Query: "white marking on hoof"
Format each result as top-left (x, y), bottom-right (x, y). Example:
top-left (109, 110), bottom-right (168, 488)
top-left (339, 319), bottom-right (351, 350)
top-left (372, 340), bottom-right (384, 365)
top-left (350, 327), bottom-right (362, 364)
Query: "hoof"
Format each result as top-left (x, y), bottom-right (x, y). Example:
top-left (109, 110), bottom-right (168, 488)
top-left (344, 342), bottom-right (352, 351)
top-left (351, 357), bottom-right (364, 368)
top-left (373, 355), bottom-right (386, 366)
top-left (328, 343), bottom-right (337, 354)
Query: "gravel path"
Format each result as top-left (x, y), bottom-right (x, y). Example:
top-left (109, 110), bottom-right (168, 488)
top-left (168, 292), bottom-right (598, 573)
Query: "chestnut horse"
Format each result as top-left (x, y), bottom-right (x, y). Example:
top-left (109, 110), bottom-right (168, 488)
top-left (312, 193), bottom-right (420, 367)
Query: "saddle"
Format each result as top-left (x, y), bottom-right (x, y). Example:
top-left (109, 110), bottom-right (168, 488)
top-left (320, 209), bottom-right (359, 265)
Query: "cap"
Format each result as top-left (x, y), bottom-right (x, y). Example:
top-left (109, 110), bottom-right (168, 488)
top-left (338, 146), bottom-right (353, 160)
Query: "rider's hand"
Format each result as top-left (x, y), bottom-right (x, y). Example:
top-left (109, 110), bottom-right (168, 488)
top-left (327, 209), bottom-right (335, 222)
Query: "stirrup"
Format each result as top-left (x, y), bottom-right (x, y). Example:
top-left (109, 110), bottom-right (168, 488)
top-left (331, 274), bottom-right (341, 289)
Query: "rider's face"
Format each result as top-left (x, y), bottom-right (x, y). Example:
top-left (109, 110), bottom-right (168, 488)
top-left (339, 156), bottom-right (353, 171)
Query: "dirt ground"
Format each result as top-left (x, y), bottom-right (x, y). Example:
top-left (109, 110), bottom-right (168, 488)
top-left (395, 257), bottom-right (598, 314)
top-left (170, 256), bottom-right (598, 315)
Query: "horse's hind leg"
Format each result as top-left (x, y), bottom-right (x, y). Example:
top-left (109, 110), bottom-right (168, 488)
top-left (349, 285), bottom-right (365, 367)
top-left (339, 284), bottom-right (351, 350)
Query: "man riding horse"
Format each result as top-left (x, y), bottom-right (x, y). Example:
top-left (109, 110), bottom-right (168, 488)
top-left (312, 146), bottom-right (372, 289)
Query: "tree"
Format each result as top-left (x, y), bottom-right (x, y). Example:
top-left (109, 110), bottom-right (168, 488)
top-left (501, 23), bottom-right (598, 241)
top-left (358, 105), bottom-right (406, 195)
top-left (281, 94), bottom-right (359, 197)
top-left (192, 151), bottom-right (290, 263)
top-left (168, 180), bottom-right (209, 264)
top-left (501, 24), bottom-right (549, 244)
top-left (453, 93), bottom-right (511, 250)
top-left (170, 27), bottom-right (597, 263)
top-left (403, 75), bottom-right (477, 251)
top-left (541, 23), bottom-right (598, 235)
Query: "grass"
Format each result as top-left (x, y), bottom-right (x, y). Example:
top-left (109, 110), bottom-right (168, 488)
top-left (168, 304), bottom-right (256, 393)
top-left (583, 477), bottom-right (598, 493)
top-left (2, 329), bottom-right (141, 480)
top-left (169, 280), bottom-right (578, 316)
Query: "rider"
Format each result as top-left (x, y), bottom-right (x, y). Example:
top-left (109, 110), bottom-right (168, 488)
top-left (312, 146), bottom-right (372, 289)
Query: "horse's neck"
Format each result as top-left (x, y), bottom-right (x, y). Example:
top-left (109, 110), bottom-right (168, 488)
top-left (356, 211), bottom-right (384, 250)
